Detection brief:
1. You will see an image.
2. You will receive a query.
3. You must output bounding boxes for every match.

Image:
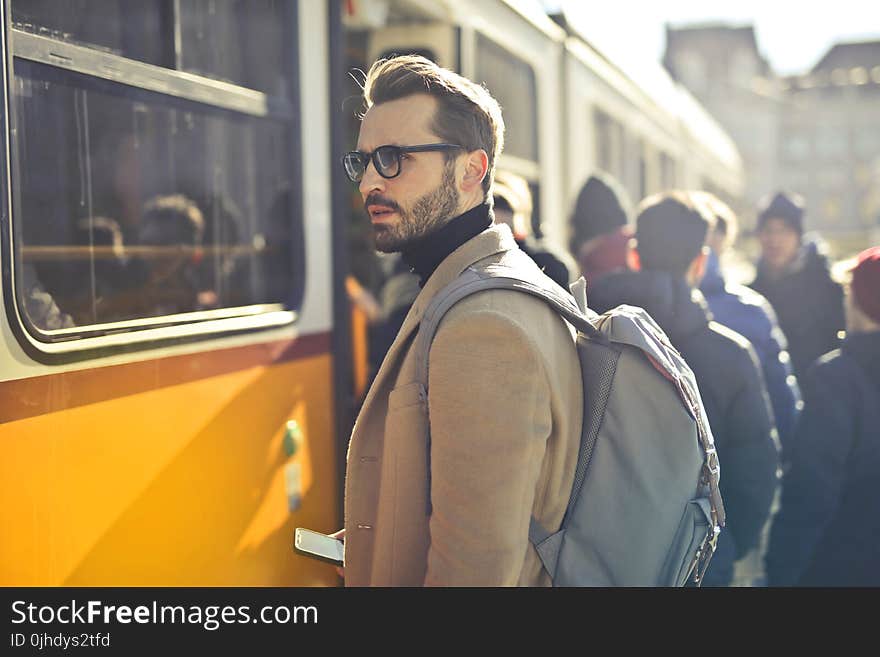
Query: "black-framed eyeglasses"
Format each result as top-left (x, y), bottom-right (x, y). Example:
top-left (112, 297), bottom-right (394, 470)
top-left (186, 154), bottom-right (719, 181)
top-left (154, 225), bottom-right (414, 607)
top-left (342, 143), bottom-right (464, 183)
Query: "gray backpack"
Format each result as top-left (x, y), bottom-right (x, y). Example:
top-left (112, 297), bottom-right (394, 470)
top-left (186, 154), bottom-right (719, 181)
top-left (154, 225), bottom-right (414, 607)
top-left (414, 256), bottom-right (725, 586)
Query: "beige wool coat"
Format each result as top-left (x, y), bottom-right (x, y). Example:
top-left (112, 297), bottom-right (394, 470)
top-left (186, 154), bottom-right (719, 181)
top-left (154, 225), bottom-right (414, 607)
top-left (343, 224), bottom-right (583, 586)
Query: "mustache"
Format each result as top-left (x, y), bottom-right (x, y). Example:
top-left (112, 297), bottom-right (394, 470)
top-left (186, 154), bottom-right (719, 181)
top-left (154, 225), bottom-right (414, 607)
top-left (365, 194), bottom-right (400, 212)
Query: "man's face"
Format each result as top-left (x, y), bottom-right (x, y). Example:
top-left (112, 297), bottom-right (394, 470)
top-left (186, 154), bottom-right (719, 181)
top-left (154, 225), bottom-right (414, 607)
top-left (357, 94), bottom-right (460, 253)
top-left (758, 217), bottom-right (801, 272)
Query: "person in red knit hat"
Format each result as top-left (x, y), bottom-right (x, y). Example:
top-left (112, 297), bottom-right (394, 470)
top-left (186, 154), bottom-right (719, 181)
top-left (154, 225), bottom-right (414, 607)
top-left (849, 247), bottom-right (880, 328)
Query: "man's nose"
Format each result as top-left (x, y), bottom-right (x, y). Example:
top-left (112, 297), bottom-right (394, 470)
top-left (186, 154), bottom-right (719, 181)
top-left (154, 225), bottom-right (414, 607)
top-left (359, 158), bottom-right (385, 198)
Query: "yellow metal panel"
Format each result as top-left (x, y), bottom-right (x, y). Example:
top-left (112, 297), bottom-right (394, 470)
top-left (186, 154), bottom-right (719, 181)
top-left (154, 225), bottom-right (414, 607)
top-left (0, 354), bottom-right (340, 586)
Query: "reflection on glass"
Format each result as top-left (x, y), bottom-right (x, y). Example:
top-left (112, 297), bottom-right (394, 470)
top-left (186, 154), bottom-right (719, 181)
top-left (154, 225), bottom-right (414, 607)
top-left (12, 0), bottom-right (168, 66)
top-left (179, 0), bottom-right (294, 98)
top-left (11, 0), bottom-right (293, 98)
top-left (13, 60), bottom-right (298, 331)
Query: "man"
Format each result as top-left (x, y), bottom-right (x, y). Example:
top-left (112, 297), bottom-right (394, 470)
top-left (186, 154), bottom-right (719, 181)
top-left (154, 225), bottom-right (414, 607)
top-left (492, 169), bottom-right (574, 291)
top-left (589, 192), bottom-right (780, 587)
top-left (749, 191), bottom-right (845, 380)
top-left (765, 246), bottom-right (880, 586)
top-left (338, 55), bottom-right (582, 586)
top-left (695, 192), bottom-right (801, 463)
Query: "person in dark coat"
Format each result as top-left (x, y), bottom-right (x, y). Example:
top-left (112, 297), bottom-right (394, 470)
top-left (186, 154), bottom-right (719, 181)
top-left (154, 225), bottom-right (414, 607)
top-left (765, 246), bottom-right (880, 587)
top-left (493, 170), bottom-right (574, 291)
top-left (568, 172), bottom-right (633, 291)
top-left (749, 191), bottom-right (845, 380)
top-left (695, 192), bottom-right (802, 463)
top-left (589, 191), bottom-right (781, 587)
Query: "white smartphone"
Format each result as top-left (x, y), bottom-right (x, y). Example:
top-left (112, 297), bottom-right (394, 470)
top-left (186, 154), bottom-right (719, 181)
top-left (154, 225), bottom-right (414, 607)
top-left (294, 528), bottom-right (344, 565)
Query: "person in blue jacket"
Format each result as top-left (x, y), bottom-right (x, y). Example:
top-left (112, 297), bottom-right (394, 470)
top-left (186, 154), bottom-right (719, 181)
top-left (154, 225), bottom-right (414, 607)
top-left (765, 246), bottom-right (880, 586)
top-left (696, 192), bottom-right (802, 464)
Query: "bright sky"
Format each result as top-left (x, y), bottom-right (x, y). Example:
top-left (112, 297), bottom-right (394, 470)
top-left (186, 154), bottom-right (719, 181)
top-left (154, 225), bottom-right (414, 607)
top-left (556, 0), bottom-right (880, 75)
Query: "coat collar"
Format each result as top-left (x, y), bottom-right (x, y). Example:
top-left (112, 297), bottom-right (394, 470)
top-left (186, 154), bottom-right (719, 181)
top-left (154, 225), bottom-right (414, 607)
top-left (358, 223), bottom-right (517, 411)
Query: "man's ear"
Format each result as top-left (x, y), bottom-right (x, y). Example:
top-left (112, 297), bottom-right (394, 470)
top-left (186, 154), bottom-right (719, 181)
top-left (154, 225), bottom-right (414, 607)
top-left (461, 149), bottom-right (489, 193)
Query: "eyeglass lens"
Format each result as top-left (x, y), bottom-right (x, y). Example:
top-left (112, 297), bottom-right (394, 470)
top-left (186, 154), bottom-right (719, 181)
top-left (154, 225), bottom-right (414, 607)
top-left (374, 146), bottom-right (400, 178)
top-left (343, 153), bottom-right (363, 182)
top-left (344, 147), bottom-right (404, 182)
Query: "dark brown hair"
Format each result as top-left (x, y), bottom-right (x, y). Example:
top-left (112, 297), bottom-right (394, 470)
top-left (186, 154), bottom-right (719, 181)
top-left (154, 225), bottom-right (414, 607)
top-left (362, 55), bottom-right (505, 197)
top-left (635, 191), bottom-right (710, 276)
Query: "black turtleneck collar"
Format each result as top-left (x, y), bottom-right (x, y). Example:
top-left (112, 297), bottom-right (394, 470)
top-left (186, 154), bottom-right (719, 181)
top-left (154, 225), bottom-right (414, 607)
top-left (401, 203), bottom-right (493, 287)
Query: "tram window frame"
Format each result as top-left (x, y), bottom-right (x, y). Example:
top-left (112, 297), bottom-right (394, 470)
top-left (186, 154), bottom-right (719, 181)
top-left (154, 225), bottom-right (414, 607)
top-left (1, 2), bottom-right (306, 359)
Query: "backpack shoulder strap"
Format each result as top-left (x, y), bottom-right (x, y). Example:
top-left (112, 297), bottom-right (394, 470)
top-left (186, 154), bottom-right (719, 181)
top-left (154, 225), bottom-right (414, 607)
top-left (414, 263), bottom-right (605, 387)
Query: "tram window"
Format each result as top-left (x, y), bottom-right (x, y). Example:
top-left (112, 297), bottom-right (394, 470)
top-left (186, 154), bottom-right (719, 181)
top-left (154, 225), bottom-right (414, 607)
top-left (12, 60), bottom-right (300, 333)
top-left (178, 0), bottom-right (294, 98)
top-left (11, 0), bottom-right (168, 66)
top-left (594, 109), bottom-right (624, 182)
top-left (11, 0), bottom-right (294, 99)
top-left (475, 34), bottom-right (538, 162)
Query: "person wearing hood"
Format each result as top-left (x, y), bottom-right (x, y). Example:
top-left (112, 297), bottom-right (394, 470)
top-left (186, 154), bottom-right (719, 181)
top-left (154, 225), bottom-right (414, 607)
top-left (695, 192), bottom-right (802, 463)
top-left (589, 191), bottom-right (780, 587)
top-left (749, 191), bottom-right (845, 380)
top-left (568, 172), bottom-right (633, 290)
top-left (765, 246), bottom-right (880, 586)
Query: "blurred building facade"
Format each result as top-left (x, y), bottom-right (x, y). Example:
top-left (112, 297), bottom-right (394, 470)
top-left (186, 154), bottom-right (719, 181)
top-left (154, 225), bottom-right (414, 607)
top-left (664, 26), bottom-right (880, 246)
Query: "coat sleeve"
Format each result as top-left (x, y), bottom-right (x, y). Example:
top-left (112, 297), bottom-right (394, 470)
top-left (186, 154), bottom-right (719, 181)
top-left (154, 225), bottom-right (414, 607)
top-left (719, 344), bottom-right (781, 559)
top-left (422, 305), bottom-right (551, 586)
top-left (765, 359), bottom-right (855, 586)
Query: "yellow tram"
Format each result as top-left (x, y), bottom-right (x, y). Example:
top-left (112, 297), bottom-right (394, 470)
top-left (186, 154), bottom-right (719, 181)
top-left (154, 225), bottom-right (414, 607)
top-left (1, 0), bottom-right (743, 586)
top-left (1, 0), bottom-right (345, 586)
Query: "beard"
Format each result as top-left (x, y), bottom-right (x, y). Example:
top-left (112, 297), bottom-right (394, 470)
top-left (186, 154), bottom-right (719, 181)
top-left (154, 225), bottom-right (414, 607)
top-left (369, 162), bottom-right (459, 253)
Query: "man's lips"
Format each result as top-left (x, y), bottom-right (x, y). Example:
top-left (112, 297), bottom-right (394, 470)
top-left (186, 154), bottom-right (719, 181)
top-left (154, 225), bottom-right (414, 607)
top-left (367, 205), bottom-right (398, 222)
